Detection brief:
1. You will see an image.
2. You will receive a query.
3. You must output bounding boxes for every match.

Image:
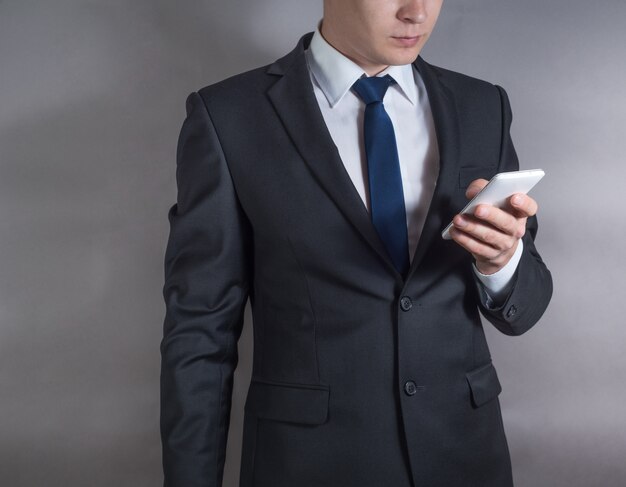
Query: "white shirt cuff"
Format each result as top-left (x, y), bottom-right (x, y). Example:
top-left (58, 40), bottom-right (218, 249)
top-left (472, 239), bottom-right (524, 308)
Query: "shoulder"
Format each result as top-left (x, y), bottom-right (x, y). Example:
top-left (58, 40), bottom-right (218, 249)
top-left (417, 57), bottom-right (513, 127)
top-left (417, 57), bottom-right (510, 110)
top-left (192, 62), bottom-right (276, 109)
top-left (187, 32), bottom-right (309, 113)
top-left (419, 57), bottom-right (502, 95)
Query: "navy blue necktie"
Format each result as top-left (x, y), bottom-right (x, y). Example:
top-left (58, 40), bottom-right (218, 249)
top-left (352, 75), bottom-right (410, 277)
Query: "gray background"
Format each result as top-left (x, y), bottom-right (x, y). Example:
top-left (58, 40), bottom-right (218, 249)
top-left (1, 0), bottom-right (624, 485)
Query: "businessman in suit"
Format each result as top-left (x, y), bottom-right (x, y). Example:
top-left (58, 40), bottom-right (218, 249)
top-left (160, 1), bottom-right (553, 486)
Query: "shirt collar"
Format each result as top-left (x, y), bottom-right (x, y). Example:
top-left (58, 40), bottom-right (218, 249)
top-left (305, 23), bottom-right (417, 108)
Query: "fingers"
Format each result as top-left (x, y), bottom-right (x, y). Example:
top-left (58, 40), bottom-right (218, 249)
top-left (470, 204), bottom-right (526, 240)
top-left (465, 178), bottom-right (488, 200)
top-left (464, 178), bottom-right (538, 218)
top-left (452, 212), bottom-right (521, 251)
top-left (448, 226), bottom-right (503, 260)
top-left (510, 193), bottom-right (538, 217)
top-left (457, 186), bottom-right (539, 242)
top-left (449, 224), bottom-right (520, 274)
top-left (451, 178), bottom-right (539, 274)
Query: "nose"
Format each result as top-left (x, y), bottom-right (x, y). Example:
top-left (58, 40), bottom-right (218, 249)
top-left (398, 0), bottom-right (428, 24)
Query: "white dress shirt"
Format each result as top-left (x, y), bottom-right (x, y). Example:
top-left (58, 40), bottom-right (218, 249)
top-left (304, 26), bottom-right (522, 306)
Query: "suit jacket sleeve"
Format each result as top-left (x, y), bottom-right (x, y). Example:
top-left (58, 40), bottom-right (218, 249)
top-left (160, 91), bottom-right (253, 486)
top-left (474, 85), bottom-right (553, 336)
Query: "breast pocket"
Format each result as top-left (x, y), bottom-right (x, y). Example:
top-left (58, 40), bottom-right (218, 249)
top-left (458, 165), bottom-right (498, 189)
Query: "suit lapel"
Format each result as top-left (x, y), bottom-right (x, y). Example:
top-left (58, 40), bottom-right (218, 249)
top-left (266, 33), bottom-right (405, 286)
top-left (265, 35), bottom-right (460, 287)
top-left (403, 56), bottom-right (461, 284)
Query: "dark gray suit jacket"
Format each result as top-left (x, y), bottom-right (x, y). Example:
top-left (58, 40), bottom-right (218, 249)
top-left (160, 32), bottom-right (553, 487)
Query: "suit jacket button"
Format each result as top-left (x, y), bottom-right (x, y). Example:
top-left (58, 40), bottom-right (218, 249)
top-left (400, 296), bottom-right (413, 311)
top-left (506, 305), bottom-right (517, 318)
top-left (404, 380), bottom-right (417, 396)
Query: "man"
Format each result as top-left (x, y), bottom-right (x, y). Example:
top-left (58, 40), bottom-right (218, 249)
top-left (160, 1), bottom-right (553, 486)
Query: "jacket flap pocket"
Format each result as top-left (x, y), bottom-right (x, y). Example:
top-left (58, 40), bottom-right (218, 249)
top-left (466, 361), bottom-right (502, 408)
top-left (244, 378), bottom-right (330, 425)
top-left (459, 166), bottom-right (498, 188)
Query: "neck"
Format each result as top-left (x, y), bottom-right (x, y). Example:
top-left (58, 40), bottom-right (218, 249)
top-left (319, 21), bottom-right (389, 76)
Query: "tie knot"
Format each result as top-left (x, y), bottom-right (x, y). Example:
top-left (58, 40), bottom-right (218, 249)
top-left (352, 74), bottom-right (395, 105)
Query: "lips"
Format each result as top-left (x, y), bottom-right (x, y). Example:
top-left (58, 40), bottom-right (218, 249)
top-left (391, 35), bottom-right (422, 47)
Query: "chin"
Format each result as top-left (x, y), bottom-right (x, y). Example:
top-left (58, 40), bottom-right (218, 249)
top-left (386, 50), bottom-right (421, 66)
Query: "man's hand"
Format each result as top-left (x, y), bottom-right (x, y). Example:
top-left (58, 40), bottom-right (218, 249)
top-left (449, 178), bottom-right (538, 275)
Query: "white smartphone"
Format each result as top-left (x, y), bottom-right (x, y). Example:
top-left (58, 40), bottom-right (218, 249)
top-left (441, 169), bottom-right (545, 240)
